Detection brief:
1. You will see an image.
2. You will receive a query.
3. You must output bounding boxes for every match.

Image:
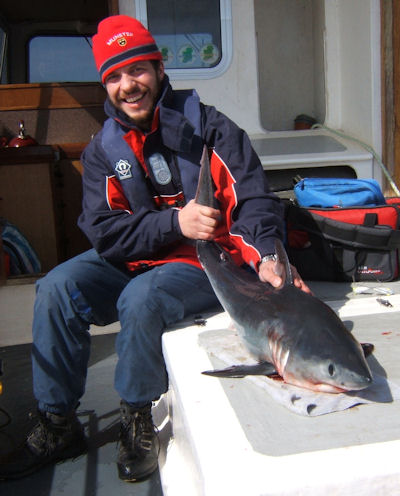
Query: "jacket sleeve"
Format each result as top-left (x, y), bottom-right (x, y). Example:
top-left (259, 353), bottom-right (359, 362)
top-left (77, 134), bottom-right (184, 262)
top-left (202, 104), bottom-right (285, 266)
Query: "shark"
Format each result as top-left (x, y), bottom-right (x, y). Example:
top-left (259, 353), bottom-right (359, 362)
top-left (195, 146), bottom-right (373, 393)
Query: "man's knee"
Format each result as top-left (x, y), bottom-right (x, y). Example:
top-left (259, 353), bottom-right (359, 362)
top-left (34, 261), bottom-right (93, 322)
top-left (117, 279), bottom-right (184, 330)
top-left (35, 264), bottom-right (70, 298)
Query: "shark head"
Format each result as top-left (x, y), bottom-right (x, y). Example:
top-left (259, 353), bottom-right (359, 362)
top-left (278, 307), bottom-right (373, 393)
top-left (283, 353), bottom-right (372, 393)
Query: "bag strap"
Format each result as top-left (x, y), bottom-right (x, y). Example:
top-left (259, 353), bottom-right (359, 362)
top-left (286, 203), bottom-right (400, 250)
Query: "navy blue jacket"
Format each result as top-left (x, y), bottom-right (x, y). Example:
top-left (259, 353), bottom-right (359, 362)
top-left (78, 76), bottom-right (284, 272)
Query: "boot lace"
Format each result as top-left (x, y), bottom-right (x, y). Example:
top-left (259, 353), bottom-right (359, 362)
top-left (26, 414), bottom-right (59, 456)
top-left (120, 408), bottom-right (158, 453)
top-left (26, 411), bottom-right (78, 457)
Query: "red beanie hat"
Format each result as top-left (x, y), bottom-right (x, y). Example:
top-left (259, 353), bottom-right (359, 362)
top-left (92, 15), bottom-right (162, 83)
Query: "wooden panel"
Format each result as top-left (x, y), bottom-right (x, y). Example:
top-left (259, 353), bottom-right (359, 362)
top-left (57, 159), bottom-right (91, 261)
top-left (108, 0), bottom-right (119, 15)
top-left (381, 0), bottom-right (394, 194)
top-left (57, 143), bottom-right (88, 160)
top-left (393, 0), bottom-right (400, 189)
top-left (381, 0), bottom-right (400, 195)
top-left (0, 161), bottom-right (59, 272)
top-left (0, 145), bottom-right (55, 165)
top-left (0, 143), bottom-right (90, 163)
top-left (1, 0), bottom-right (108, 23)
top-left (0, 83), bottom-right (106, 111)
top-left (1, 108), bottom-right (106, 145)
top-left (0, 143), bottom-right (87, 166)
top-left (0, 144), bottom-right (90, 274)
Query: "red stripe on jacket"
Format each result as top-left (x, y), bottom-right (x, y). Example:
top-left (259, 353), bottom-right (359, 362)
top-left (106, 176), bottom-right (133, 213)
top-left (210, 150), bottom-right (261, 268)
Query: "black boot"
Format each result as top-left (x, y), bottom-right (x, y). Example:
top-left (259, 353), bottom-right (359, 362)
top-left (117, 401), bottom-right (160, 482)
top-left (0, 409), bottom-right (87, 480)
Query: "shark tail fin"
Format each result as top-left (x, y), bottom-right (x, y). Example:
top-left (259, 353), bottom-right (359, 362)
top-left (275, 238), bottom-right (294, 286)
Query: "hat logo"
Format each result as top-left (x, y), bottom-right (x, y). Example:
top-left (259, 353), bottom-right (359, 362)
top-left (106, 32), bottom-right (134, 46)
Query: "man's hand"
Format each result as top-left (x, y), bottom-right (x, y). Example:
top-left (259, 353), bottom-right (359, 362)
top-left (178, 199), bottom-right (221, 240)
top-left (258, 260), bottom-right (312, 294)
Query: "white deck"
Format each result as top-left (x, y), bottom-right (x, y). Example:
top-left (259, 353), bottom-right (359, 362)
top-left (160, 280), bottom-right (400, 496)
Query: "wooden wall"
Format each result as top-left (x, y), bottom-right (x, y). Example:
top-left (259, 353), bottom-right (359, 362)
top-left (0, 83), bottom-right (106, 278)
top-left (381, 0), bottom-right (400, 195)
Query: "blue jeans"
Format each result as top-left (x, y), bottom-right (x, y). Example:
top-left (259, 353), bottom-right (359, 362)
top-left (31, 249), bottom-right (219, 414)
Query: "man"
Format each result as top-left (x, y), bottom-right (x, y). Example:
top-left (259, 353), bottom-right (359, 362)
top-left (0, 15), bottom-right (309, 483)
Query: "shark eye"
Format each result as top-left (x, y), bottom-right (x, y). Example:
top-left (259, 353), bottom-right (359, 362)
top-left (328, 363), bottom-right (335, 377)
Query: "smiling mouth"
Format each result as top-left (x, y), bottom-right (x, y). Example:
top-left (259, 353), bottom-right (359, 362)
top-left (124, 93), bottom-right (146, 104)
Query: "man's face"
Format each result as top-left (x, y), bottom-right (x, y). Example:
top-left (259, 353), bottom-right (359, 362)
top-left (105, 60), bottom-right (164, 130)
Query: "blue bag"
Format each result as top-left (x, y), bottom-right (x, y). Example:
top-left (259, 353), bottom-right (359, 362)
top-left (294, 178), bottom-right (386, 208)
top-left (1, 219), bottom-right (41, 275)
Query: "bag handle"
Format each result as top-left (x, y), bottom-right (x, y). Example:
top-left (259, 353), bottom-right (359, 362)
top-left (286, 204), bottom-right (400, 250)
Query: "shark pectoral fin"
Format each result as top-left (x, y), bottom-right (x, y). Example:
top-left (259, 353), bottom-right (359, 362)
top-left (361, 342), bottom-right (374, 358)
top-left (202, 361), bottom-right (277, 378)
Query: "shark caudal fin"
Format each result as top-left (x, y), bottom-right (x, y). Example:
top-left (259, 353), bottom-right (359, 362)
top-left (195, 145), bottom-right (218, 209)
top-left (274, 238), bottom-right (294, 286)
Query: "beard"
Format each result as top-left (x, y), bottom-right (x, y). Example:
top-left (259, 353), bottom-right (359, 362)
top-left (126, 73), bottom-right (163, 131)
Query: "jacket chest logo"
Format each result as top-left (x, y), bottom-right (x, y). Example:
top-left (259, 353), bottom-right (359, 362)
top-left (115, 159), bottom-right (132, 180)
top-left (148, 153), bottom-right (172, 185)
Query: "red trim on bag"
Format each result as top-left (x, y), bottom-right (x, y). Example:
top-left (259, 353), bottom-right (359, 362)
top-left (309, 204), bottom-right (400, 230)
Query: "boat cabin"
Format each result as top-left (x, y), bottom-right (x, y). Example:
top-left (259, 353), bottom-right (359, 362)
top-left (1, 0), bottom-right (399, 280)
top-left (1, 2), bottom-right (400, 496)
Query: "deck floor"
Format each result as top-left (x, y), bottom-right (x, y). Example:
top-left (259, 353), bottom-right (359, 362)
top-left (0, 332), bottom-right (164, 496)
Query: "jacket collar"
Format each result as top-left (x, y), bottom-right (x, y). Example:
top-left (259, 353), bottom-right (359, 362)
top-left (104, 75), bottom-right (196, 153)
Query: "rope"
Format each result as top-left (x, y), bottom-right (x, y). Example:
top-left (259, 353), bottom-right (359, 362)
top-left (311, 123), bottom-right (400, 197)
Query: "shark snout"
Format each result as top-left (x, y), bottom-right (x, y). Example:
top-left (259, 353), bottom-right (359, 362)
top-left (334, 362), bottom-right (373, 392)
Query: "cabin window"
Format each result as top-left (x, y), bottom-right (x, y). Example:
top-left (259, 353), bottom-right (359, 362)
top-left (135, 0), bottom-right (232, 79)
top-left (28, 36), bottom-right (99, 83)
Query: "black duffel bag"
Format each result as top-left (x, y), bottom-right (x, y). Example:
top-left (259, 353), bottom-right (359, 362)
top-left (285, 199), bottom-right (400, 282)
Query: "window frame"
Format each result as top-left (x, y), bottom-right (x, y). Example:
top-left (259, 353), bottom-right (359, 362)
top-left (135, 0), bottom-right (232, 80)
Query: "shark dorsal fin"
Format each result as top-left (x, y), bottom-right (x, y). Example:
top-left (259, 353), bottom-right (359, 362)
top-left (195, 145), bottom-right (218, 209)
top-left (274, 239), bottom-right (294, 286)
